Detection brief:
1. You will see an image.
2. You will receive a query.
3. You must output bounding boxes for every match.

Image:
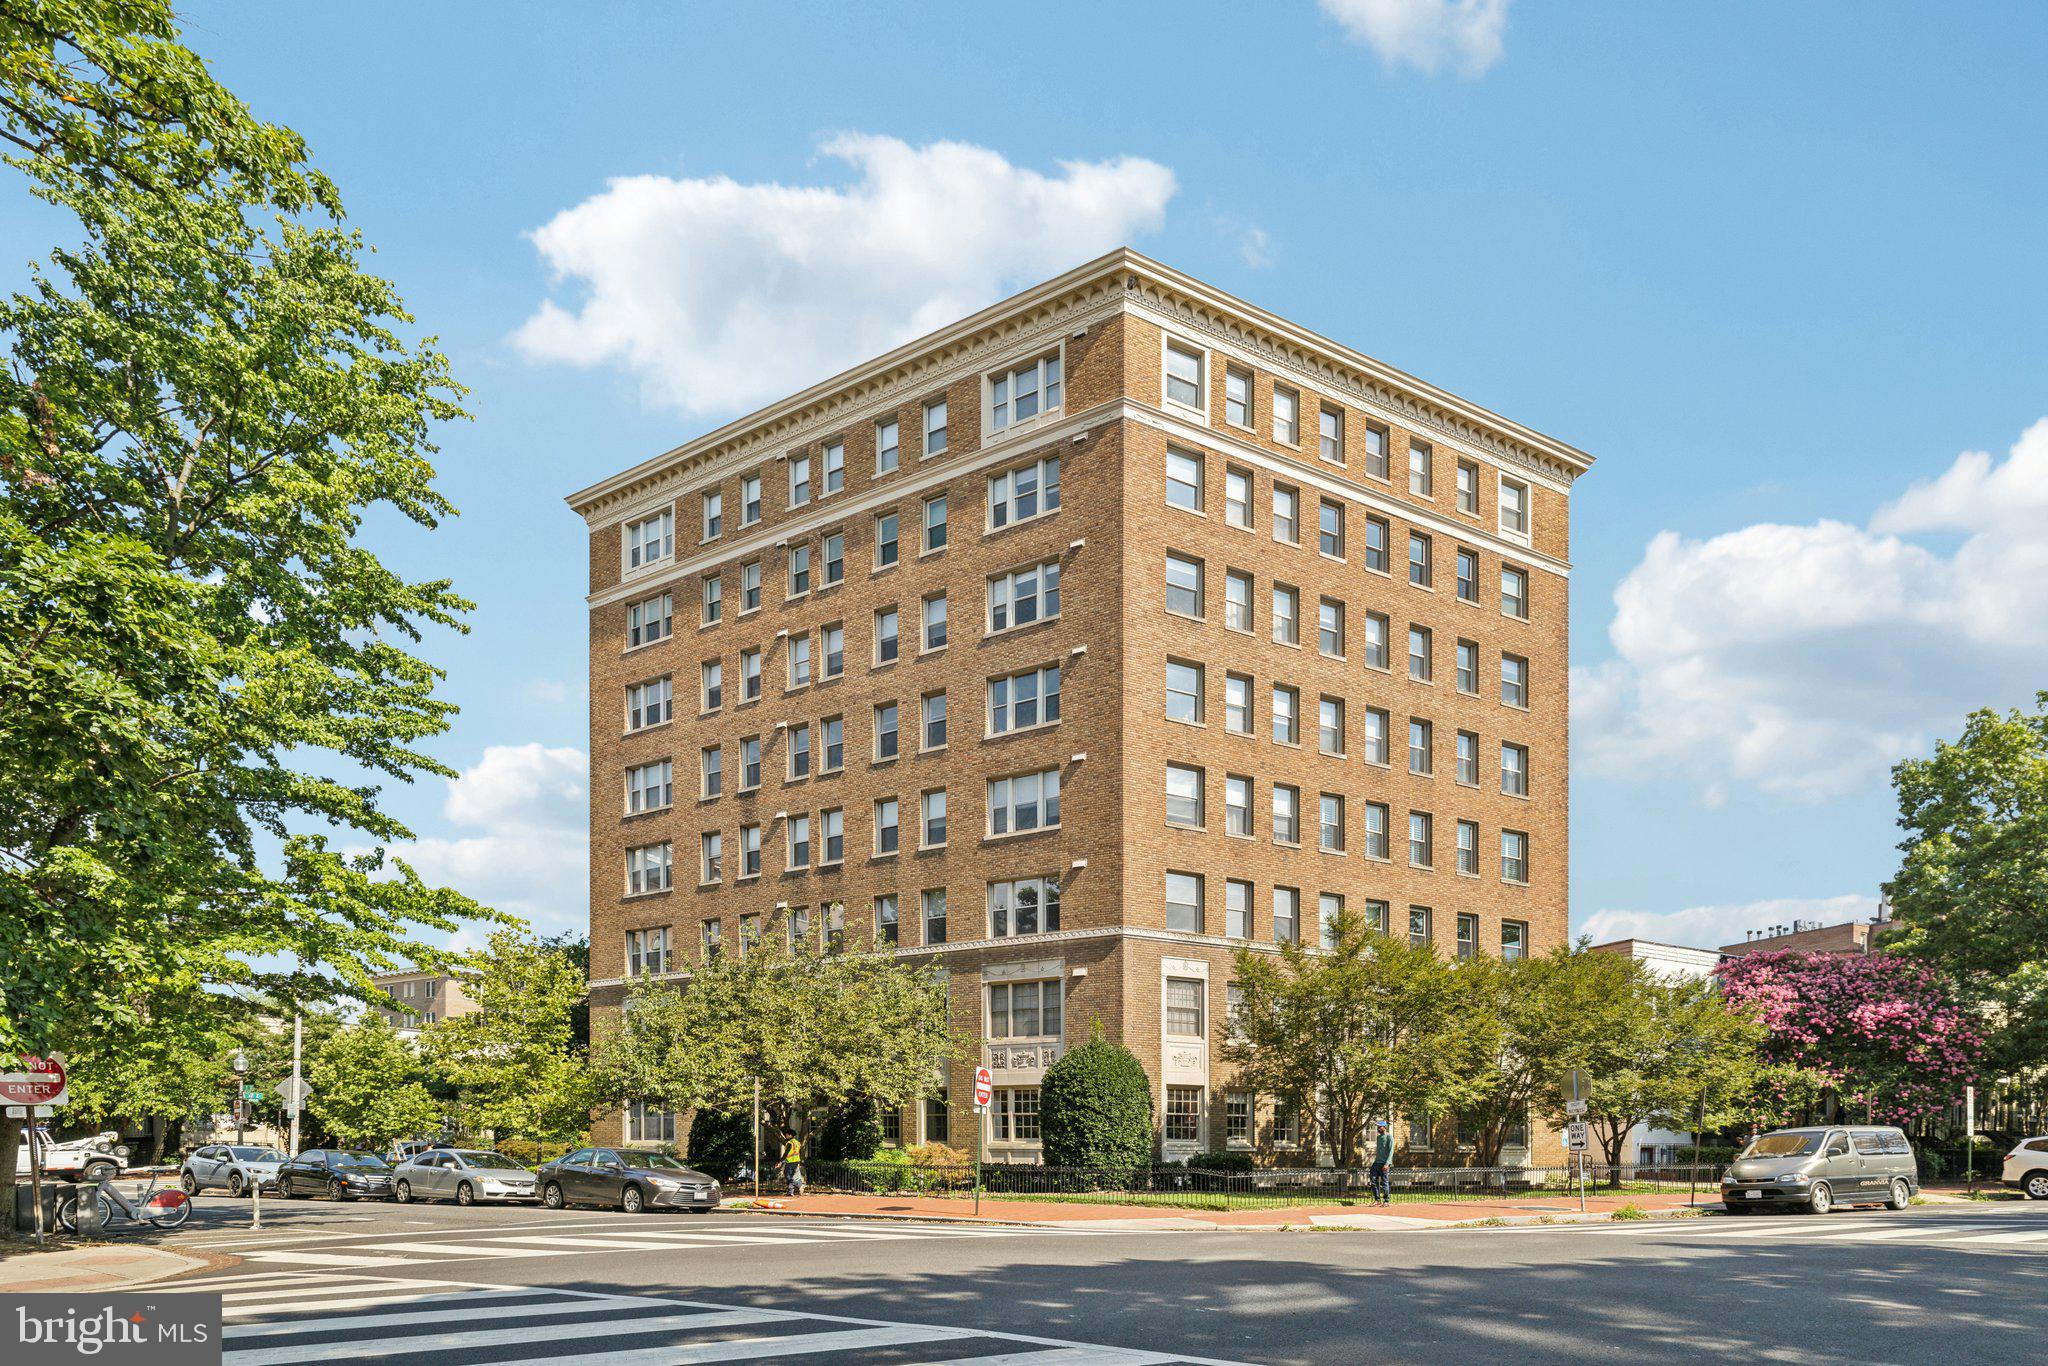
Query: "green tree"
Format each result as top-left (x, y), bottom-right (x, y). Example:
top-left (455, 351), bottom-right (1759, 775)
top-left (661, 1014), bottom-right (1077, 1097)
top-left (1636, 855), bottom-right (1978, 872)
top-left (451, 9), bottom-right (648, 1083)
top-left (422, 931), bottom-right (596, 1149)
top-left (1038, 1029), bottom-right (1154, 1169)
top-left (685, 1108), bottom-right (758, 1183)
top-left (305, 1019), bottom-right (439, 1151)
top-left (1225, 911), bottom-right (1492, 1167)
top-left (1886, 695), bottom-right (2048, 1073)
top-left (56, 990), bottom-right (241, 1162)
top-left (0, 2), bottom-right (501, 1214)
top-left (815, 1095), bottom-right (886, 1161)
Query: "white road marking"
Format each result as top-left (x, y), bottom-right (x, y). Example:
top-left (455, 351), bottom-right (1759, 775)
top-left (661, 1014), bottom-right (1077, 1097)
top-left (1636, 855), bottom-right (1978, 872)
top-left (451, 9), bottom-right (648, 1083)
top-left (224, 1308), bottom-right (788, 1364)
top-left (476, 1324), bottom-right (979, 1366)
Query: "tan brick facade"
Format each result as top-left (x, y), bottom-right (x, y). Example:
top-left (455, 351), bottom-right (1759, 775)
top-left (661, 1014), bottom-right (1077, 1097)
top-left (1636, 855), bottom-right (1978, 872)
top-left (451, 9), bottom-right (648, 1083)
top-left (569, 251), bottom-right (1591, 1165)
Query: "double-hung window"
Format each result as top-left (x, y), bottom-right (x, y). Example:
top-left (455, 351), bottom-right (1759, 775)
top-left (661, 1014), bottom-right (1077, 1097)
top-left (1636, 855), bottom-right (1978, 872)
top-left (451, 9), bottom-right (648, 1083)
top-left (1457, 820), bottom-right (1479, 875)
top-left (740, 560), bottom-right (762, 612)
top-left (875, 608), bottom-right (899, 664)
top-left (1502, 566), bottom-right (1529, 619)
top-left (1409, 532), bottom-right (1432, 588)
top-left (1500, 479), bottom-right (1530, 538)
top-left (1165, 766), bottom-right (1203, 829)
top-left (1457, 460), bottom-right (1480, 514)
top-left (1225, 775), bottom-right (1252, 835)
top-left (874, 798), bottom-right (899, 855)
top-left (1456, 548), bottom-right (1479, 602)
top-left (875, 511), bottom-right (900, 568)
top-left (1408, 626), bottom-right (1433, 682)
top-left (990, 665), bottom-right (1061, 734)
top-left (988, 769), bottom-right (1060, 835)
top-left (822, 440), bottom-right (845, 495)
top-left (1165, 554), bottom-right (1204, 616)
top-left (1319, 406), bottom-right (1343, 463)
top-left (788, 633), bottom-right (811, 688)
top-left (989, 457), bottom-right (1060, 526)
top-left (1165, 659), bottom-right (1203, 724)
top-left (1365, 422), bottom-right (1390, 480)
top-left (992, 353), bottom-right (1062, 430)
top-left (1273, 485), bottom-right (1298, 542)
top-left (702, 491), bottom-right (722, 541)
top-left (1164, 340), bottom-right (1204, 410)
top-left (741, 473), bottom-right (762, 524)
top-left (1363, 802), bottom-right (1390, 859)
top-left (1272, 584), bottom-right (1298, 645)
top-left (1225, 570), bottom-right (1253, 632)
top-left (823, 531), bottom-right (845, 586)
top-left (1166, 978), bottom-right (1205, 1036)
top-left (1272, 685), bottom-right (1299, 744)
top-left (1225, 367), bottom-right (1251, 426)
top-left (1318, 500), bottom-right (1344, 558)
top-left (1273, 386), bottom-right (1299, 445)
top-left (924, 398), bottom-right (948, 456)
top-left (1502, 830), bottom-right (1530, 883)
top-left (1166, 448), bottom-right (1203, 511)
top-left (988, 560), bottom-right (1060, 631)
top-left (1409, 440), bottom-right (1432, 496)
top-left (990, 979), bottom-right (1061, 1044)
top-left (820, 808), bottom-right (844, 864)
top-left (989, 878), bottom-right (1061, 937)
top-left (875, 419), bottom-right (900, 475)
top-left (923, 495), bottom-right (948, 552)
top-left (1272, 784), bottom-right (1300, 844)
top-left (626, 677), bottom-right (672, 731)
top-left (1502, 742), bottom-right (1529, 796)
top-left (1225, 467), bottom-right (1252, 528)
top-left (702, 574), bottom-right (723, 624)
top-left (628, 593), bottom-right (672, 647)
top-left (822, 624), bottom-right (844, 679)
top-left (922, 691), bottom-right (947, 749)
top-left (789, 454), bottom-right (812, 507)
top-left (1318, 598), bottom-right (1344, 656)
top-left (626, 759), bottom-right (672, 814)
top-left (1409, 812), bottom-right (1434, 868)
top-left (627, 843), bottom-right (672, 895)
top-left (922, 593), bottom-right (947, 651)
top-left (1364, 515), bottom-right (1389, 573)
top-left (1502, 654), bottom-right (1529, 708)
top-left (1273, 887), bottom-right (1300, 944)
top-left (1364, 707), bottom-right (1390, 764)
top-left (739, 648), bottom-right (761, 700)
top-left (625, 510), bottom-right (673, 570)
top-left (1319, 794), bottom-right (1344, 852)
top-left (874, 702), bottom-right (899, 761)
top-left (1319, 696), bottom-right (1345, 755)
top-left (700, 747), bottom-right (722, 798)
top-left (1456, 730), bottom-right (1479, 785)
top-left (921, 789), bottom-right (947, 847)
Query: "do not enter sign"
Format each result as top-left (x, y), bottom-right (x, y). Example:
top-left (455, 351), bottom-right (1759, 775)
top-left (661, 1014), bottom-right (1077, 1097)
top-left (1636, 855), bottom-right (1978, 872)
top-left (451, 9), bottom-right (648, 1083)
top-left (973, 1066), bottom-right (993, 1110)
top-left (0, 1055), bottom-right (68, 1108)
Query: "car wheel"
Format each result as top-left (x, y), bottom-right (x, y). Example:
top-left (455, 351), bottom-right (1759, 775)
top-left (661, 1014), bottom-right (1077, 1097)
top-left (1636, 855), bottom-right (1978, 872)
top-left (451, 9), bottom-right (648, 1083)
top-left (330, 1177), bottom-right (349, 1202)
top-left (228, 1171), bottom-right (246, 1197)
top-left (395, 1180), bottom-right (414, 1204)
top-left (542, 1182), bottom-right (565, 1210)
top-left (621, 1184), bottom-right (645, 1214)
top-left (180, 1172), bottom-right (199, 1196)
top-left (83, 1161), bottom-right (115, 1183)
top-left (1807, 1181), bottom-right (1833, 1215)
top-left (456, 1181), bottom-right (475, 1207)
top-left (2024, 1172), bottom-right (2048, 1201)
top-left (1885, 1178), bottom-right (1910, 1210)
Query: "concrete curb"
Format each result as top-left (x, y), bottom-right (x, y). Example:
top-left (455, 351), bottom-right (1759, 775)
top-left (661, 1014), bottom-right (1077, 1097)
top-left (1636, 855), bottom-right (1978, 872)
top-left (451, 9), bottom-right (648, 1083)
top-left (716, 1199), bottom-right (1724, 1233)
top-left (0, 1243), bottom-right (227, 1292)
top-left (717, 1203), bottom-right (1068, 1230)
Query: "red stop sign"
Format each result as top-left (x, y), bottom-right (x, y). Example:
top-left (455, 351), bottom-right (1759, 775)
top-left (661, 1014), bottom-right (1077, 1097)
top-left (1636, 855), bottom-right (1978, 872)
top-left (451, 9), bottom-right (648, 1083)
top-left (0, 1056), bottom-right (66, 1106)
top-left (972, 1066), bottom-right (992, 1108)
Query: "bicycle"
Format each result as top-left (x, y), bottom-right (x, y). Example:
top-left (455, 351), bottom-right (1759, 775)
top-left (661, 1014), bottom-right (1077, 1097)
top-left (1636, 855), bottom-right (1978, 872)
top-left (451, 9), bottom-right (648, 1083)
top-left (54, 1171), bottom-right (193, 1233)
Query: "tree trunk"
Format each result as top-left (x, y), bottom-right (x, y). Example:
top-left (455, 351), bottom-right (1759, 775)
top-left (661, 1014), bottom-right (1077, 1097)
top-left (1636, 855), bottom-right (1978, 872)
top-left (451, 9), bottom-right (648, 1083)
top-left (1, 1114), bottom-right (23, 1236)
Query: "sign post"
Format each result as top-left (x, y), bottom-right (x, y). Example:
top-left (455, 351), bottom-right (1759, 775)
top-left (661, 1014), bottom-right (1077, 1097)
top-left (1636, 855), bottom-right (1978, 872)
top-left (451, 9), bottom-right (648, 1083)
top-left (3, 1058), bottom-right (66, 1249)
top-left (1965, 1085), bottom-right (1976, 1198)
top-left (972, 1065), bottom-right (993, 1218)
top-left (1560, 1069), bottom-right (1591, 1213)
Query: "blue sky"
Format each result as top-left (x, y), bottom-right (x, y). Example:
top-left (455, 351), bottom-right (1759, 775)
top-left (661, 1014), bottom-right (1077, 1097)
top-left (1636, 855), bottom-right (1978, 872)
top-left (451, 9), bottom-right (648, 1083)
top-left (17, 1), bottom-right (2044, 949)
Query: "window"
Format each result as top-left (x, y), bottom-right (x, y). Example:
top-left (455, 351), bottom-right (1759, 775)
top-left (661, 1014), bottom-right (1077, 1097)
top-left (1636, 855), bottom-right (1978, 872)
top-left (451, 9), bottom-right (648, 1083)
top-left (1364, 708), bottom-right (1391, 765)
top-left (787, 814), bottom-right (811, 869)
top-left (738, 648), bottom-right (760, 701)
top-left (1226, 1092), bottom-right (1253, 1145)
top-left (824, 901), bottom-right (845, 952)
top-left (702, 573), bottom-right (723, 624)
top-left (1408, 718), bottom-right (1432, 775)
top-left (866, 512), bottom-right (897, 570)
top-left (1272, 685), bottom-right (1299, 744)
top-left (924, 1090), bottom-right (949, 1143)
top-left (1408, 532), bottom-right (1432, 588)
top-left (1457, 730), bottom-right (1479, 785)
top-left (1502, 830), bottom-right (1529, 883)
top-left (1409, 440), bottom-right (1433, 496)
top-left (1455, 548), bottom-right (1478, 604)
top-left (876, 895), bottom-right (900, 946)
top-left (1226, 879), bottom-right (1253, 937)
top-left (1165, 871), bottom-right (1203, 930)
top-left (1166, 448), bottom-right (1203, 511)
top-left (1165, 553), bottom-right (1204, 616)
top-left (993, 1087), bottom-right (1042, 1142)
top-left (989, 456), bottom-right (1060, 526)
top-left (989, 664), bottom-right (1061, 734)
top-left (1365, 900), bottom-right (1389, 933)
top-left (1225, 775), bottom-right (1252, 836)
top-left (1318, 598), bottom-right (1344, 657)
top-left (924, 397), bottom-right (948, 456)
top-left (1164, 340), bottom-right (1203, 409)
top-left (742, 472), bottom-right (762, 525)
top-left (788, 721), bottom-right (811, 779)
top-left (626, 677), bottom-right (672, 732)
top-left (1363, 802), bottom-right (1390, 860)
top-left (923, 888), bottom-right (948, 945)
top-left (740, 824), bottom-right (761, 877)
top-left (821, 440), bottom-right (845, 496)
top-left (1363, 515), bottom-right (1389, 574)
top-left (875, 607), bottom-right (899, 664)
top-left (627, 842), bottom-right (672, 895)
top-left (1272, 784), bottom-right (1300, 844)
top-left (820, 807), bottom-right (844, 864)
top-left (1318, 500), bottom-right (1344, 558)
top-left (739, 911), bottom-right (761, 952)
top-left (1319, 406), bottom-right (1343, 463)
top-left (790, 454), bottom-right (811, 507)
top-left (1274, 386), bottom-right (1300, 445)
top-left (1271, 1100), bottom-right (1301, 1146)
top-left (1166, 765), bottom-right (1204, 828)
top-left (1364, 611), bottom-right (1390, 670)
top-left (822, 715), bottom-right (844, 772)
top-left (921, 789), bottom-right (947, 847)
top-left (922, 691), bottom-right (948, 749)
top-left (1166, 659), bottom-right (1204, 724)
top-left (992, 352), bottom-right (1063, 430)
top-left (874, 702), bottom-right (899, 761)
top-left (1166, 978), bottom-right (1205, 1036)
top-left (1273, 886), bottom-right (1300, 943)
top-left (1319, 696), bottom-right (1345, 755)
top-left (988, 769), bottom-right (1060, 834)
top-left (627, 593), bottom-right (672, 647)
top-left (1225, 467), bottom-right (1253, 528)
top-left (1409, 812), bottom-right (1433, 867)
top-left (626, 927), bottom-right (671, 977)
top-left (1456, 913), bottom-right (1478, 960)
top-left (1365, 422), bottom-right (1390, 480)
top-left (988, 877), bottom-right (1061, 936)
top-left (1320, 892), bottom-right (1344, 948)
top-left (874, 798), bottom-right (900, 855)
top-left (787, 904), bottom-right (811, 947)
top-left (1225, 673), bottom-right (1252, 735)
top-left (741, 736), bottom-right (762, 790)
top-left (1502, 654), bottom-right (1529, 708)
top-left (1408, 905), bottom-right (1431, 948)
top-left (1272, 484), bottom-right (1299, 543)
top-left (741, 560), bottom-right (762, 612)
top-left (1456, 639), bottom-right (1479, 694)
top-left (1408, 625), bottom-right (1433, 682)
top-left (1502, 742), bottom-right (1529, 796)
top-left (922, 593), bottom-right (947, 650)
top-left (625, 510), bottom-right (673, 570)
top-left (822, 624), bottom-right (844, 680)
top-left (1165, 1087), bottom-right (1201, 1143)
top-left (698, 747), bottom-right (721, 799)
top-left (788, 633), bottom-right (812, 688)
top-left (1224, 366), bottom-right (1251, 426)
top-left (1271, 583), bottom-right (1298, 645)
top-left (1500, 479), bottom-right (1530, 537)
top-left (701, 918), bottom-right (723, 957)
top-left (1502, 565), bottom-right (1529, 619)
top-left (700, 659), bottom-right (723, 711)
top-left (1457, 820), bottom-right (1479, 875)
top-left (1225, 570), bottom-right (1253, 632)
top-left (876, 419), bottom-right (900, 476)
top-left (1501, 921), bottom-right (1527, 961)
top-left (823, 531), bottom-right (845, 586)
top-left (988, 560), bottom-right (1060, 631)
top-left (702, 491), bottom-right (723, 541)
top-left (923, 495), bottom-right (947, 552)
top-left (1319, 794), bottom-right (1344, 852)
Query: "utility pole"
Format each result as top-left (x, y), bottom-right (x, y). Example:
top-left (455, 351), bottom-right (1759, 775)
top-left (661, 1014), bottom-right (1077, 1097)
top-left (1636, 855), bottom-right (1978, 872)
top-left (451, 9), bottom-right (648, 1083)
top-left (751, 1078), bottom-right (761, 1202)
top-left (287, 1012), bottom-right (303, 1156)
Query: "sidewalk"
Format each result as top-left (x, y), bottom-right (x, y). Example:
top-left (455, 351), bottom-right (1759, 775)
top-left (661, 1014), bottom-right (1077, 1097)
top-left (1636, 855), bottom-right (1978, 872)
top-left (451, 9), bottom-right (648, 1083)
top-left (0, 1243), bottom-right (218, 1293)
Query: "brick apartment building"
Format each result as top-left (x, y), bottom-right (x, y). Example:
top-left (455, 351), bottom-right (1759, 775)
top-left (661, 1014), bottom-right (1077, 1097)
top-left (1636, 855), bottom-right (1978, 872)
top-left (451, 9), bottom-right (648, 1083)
top-left (370, 969), bottom-right (479, 1040)
top-left (569, 249), bottom-right (1591, 1162)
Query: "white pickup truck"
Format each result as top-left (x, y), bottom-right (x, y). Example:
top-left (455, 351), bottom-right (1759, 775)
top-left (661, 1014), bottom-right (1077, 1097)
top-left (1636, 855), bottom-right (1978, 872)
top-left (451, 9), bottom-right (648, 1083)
top-left (14, 1129), bottom-right (129, 1183)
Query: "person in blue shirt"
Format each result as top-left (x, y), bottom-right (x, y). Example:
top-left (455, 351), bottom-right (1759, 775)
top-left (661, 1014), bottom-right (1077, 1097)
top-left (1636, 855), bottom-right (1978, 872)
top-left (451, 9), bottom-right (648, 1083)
top-left (1369, 1120), bottom-right (1393, 1206)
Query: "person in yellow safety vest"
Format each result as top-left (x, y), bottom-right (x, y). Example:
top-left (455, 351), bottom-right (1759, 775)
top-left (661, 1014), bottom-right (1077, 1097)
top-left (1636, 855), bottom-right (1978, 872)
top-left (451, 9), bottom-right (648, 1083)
top-left (781, 1131), bottom-right (804, 1197)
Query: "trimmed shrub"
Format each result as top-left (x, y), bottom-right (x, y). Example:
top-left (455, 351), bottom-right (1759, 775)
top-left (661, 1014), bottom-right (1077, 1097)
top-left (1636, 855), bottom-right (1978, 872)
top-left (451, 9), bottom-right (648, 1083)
top-left (1039, 1031), bottom-right (1155, 1170)
top-left (1189, 1149), bottom-right (1255, 1173)
top-left (685, 1108), bottom-right (758, 1182)
top-left (815, 1095), bottom-right (885, 1161)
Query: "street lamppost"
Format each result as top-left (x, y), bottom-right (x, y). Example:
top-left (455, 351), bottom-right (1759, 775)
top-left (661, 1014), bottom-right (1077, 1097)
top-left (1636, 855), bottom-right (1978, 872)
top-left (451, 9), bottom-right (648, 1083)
top-left (232, 1049), bottom-right (249, 1144)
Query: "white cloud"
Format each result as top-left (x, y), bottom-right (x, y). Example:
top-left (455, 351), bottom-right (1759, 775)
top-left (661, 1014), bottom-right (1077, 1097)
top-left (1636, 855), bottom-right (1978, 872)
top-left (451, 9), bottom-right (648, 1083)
top-left (1240, 226), bottom-right (1274, 270)
top-left (1319, 0), bottom-right (1511, 76)
top-left (513, 134), bottom-right (1177, 416)
top-left (1576, 419), bottom-right (2048, 802)
top-left (1577, 894), bottom-right (1880, 955)
top-left (521, 679), bottom-right (573, 705)
top-left (398, 743), bottom-right (588, 936)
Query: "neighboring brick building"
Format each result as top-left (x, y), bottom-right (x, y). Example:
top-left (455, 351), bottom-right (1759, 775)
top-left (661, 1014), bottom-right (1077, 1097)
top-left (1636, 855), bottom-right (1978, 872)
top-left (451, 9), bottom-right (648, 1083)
top-left (371, 970), bottom-right (479, 1040)
top-left (568, 249), bottom-right (1592, 1162)
top-left (1720, 915), bottom-right (1889, 958)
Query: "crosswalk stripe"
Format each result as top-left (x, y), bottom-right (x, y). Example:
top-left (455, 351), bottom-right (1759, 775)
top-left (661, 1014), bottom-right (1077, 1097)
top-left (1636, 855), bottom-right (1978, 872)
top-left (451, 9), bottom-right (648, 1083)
top-left (354, 1240), bottom-right (562, 1258)
top-left (1949, 1231), bottom-right (2048, 1245)
top-left (225, 1292), bottom-right (681, 1339)
top-left (478, 1235), bottom-right (706, 1252)
top-left (921, 1349), bottom-right (1187, 1365)
top-left (471, 1323), bottom-right (980, 1366)
top-left (223, 1307), bottom-right (783, 1365)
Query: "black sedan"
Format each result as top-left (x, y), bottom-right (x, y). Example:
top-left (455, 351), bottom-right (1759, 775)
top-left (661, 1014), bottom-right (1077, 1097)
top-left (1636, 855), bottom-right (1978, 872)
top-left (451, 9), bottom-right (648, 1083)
top-left (277, 1148), bottom-right (395, 1201)
top-left (535, 1147), bottom-right (720, 1213)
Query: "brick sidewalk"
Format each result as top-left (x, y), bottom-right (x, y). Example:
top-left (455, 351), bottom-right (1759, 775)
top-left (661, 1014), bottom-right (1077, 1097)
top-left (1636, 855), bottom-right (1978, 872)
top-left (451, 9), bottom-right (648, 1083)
top-left (0, 1243), bottom-right (216, 1292)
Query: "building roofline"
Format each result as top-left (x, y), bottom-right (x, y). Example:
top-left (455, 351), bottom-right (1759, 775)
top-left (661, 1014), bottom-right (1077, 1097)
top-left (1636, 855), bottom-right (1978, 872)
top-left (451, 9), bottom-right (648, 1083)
top-left (564, 247), bottom-right (1594, 517)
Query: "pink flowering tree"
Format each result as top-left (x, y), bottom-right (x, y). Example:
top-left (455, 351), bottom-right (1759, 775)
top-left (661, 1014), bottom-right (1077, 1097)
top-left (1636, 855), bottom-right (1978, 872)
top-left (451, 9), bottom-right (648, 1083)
top-left (1715, 951), bottom-right (1982, 1126)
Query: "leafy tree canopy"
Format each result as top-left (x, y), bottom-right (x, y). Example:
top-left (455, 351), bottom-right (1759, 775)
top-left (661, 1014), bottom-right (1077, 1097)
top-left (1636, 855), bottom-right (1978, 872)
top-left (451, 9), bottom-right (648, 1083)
top-left (422, 931), bottom-right (596, 1148)
top-left (304, 1018), bottom-right (439, 1151)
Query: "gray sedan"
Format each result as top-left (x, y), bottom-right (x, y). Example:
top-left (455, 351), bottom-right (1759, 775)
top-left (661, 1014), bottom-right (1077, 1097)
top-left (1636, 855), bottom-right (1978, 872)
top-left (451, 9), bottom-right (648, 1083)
top-left (392, 1148), bottom-right (538, 1205)
top-left (180, 1144), bottom-right (284, 1197)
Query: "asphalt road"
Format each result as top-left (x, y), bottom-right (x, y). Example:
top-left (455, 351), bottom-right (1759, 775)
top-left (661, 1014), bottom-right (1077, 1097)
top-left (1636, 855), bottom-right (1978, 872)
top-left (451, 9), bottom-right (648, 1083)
top-left (141, 1194), bottom-right (2048, 1364)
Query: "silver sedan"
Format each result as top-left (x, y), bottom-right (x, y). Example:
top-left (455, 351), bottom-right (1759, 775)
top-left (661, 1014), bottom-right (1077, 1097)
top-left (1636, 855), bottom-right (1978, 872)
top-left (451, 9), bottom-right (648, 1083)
top-left (392, 1148), bottom-right (538, 1205)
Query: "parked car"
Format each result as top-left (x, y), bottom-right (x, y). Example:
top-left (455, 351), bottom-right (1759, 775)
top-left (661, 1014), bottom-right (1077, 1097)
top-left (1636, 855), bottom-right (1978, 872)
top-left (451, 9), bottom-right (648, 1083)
top-left (389, 1139), bottom-right (456, 1164)
top-left (535, 1147), bottom-right (720, 1213)
top-left (180, 1144), bottom-right (285, 1197)
top-left (276, 1148), bottom-right (394, 1200)
top-left (13, 1129), bottom-right (128, 1183)
top-left (2001, 1135), bottom-right (2048, 1200)
top-left (1721, 1125), bottom-right (1918, 1214)
top-left (393, 1149), bottom-right (538, 1205)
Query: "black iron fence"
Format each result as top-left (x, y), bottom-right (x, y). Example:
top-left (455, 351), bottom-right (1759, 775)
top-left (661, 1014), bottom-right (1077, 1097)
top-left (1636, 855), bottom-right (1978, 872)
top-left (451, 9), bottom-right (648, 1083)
top-left (802, 1160), bottom-right (1725, 1210)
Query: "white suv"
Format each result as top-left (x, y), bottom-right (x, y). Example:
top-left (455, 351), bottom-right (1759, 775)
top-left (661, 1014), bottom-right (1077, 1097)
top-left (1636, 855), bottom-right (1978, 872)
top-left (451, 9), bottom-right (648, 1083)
top-left (2003, 1136), bottom-right (2048, 1200)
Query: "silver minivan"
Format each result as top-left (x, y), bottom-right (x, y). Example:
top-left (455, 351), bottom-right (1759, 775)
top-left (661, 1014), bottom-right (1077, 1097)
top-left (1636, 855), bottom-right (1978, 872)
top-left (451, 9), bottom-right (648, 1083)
top-left (1721, 1126), bottom-right (1919, 1215)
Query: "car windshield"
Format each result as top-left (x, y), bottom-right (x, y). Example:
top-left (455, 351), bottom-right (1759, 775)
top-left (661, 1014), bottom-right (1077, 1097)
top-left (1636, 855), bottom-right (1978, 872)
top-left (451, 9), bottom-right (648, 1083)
top-left (335, 1152), bottom-right (389, 1169)
top-left (619, 1151), bottom-right (689, 1171)
top-left (231, 1148), bottom-right (282, 1161)
top-left (1741, 1133), bottom-right (1822, 1159)
top-left (459, 1152), bottom-right (530, 1171)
